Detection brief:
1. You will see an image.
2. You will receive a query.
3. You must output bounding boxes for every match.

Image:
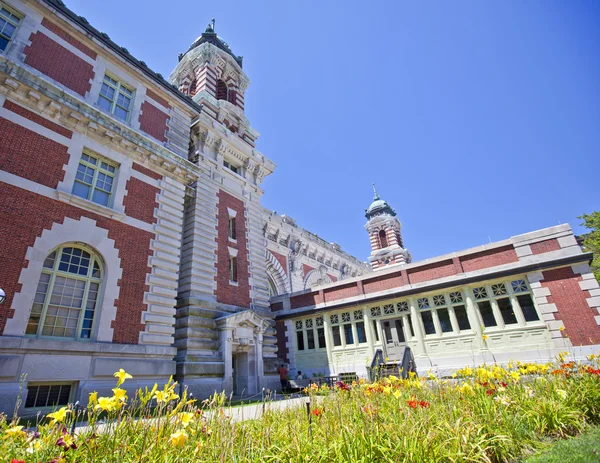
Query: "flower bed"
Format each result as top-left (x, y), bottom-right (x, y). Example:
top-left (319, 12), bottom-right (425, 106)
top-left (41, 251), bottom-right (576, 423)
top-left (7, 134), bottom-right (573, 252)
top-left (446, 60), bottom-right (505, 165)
top-left (3, 353), bottom-right (600, 462)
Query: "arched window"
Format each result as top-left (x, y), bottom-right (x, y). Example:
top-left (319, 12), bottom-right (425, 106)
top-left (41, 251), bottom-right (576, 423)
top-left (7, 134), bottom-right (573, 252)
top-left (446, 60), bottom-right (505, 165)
top-left (379, 230), bottom-right (388, 249)
top-left (216, 79), bottom-right (228, 100)
top-left (268, 276), bottom-right (278, 297)
top-left (26, 245), bottom-right (103, 340)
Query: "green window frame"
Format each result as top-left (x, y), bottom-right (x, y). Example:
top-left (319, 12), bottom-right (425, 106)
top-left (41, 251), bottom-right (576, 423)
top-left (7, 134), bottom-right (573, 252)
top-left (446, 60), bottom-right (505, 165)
top-left (26, 245), bottom-right (103, 340)
top-left (97, 74), bottom-right (134, 121)
top-left (0, 4), bottom-right (22, 52)
top-left (72, 152), bottom-right (117, 207)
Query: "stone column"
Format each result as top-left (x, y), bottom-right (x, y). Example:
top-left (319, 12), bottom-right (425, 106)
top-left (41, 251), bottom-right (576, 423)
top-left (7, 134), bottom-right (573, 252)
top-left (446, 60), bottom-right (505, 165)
top-left (362, 307), bottom-right (375, 360)
top-left (408, 297), bottom-right (426, 356)
top-left (255, 327), bottom-right (264, 392)
top-left (322, 313), bottom-right (334, 373)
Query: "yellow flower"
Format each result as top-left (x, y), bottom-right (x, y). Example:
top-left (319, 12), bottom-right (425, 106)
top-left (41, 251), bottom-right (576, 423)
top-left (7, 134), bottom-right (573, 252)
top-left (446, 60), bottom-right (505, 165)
top-left (177, 412), bottom-right (195, 428)
top-left (310, 383), bottom-right (319, 391)
top-left (96, 396), bottom-right (116, 411)
top-left (457, 383), bottom-right (473, 394)
top-left (194, 441), bottom-right (203, 455)
top-left (170, 430), bottom-right (188, 447)
top-left (5, 425), bottom-right (26, 437)
top-left (383, 385), bottom-right (392, 395)
top-left (47, 406), bottom-right (70, 425)
top-left (482, 334), bottom-right (489, 342)
top-left (112, 387), bottom-right (128, 402)
top-left (114, 369), bottom-right (133, 386)
top-left (26, 439), bottom-right (42, 454)
top-left (393, 390), bottom-right (402, 399)
top-left (88, 391), bottom-right (98, 407)
top-left (509, 371), bottom-right (521, 382)
top-left (559, 326), bottom-right (565, 332)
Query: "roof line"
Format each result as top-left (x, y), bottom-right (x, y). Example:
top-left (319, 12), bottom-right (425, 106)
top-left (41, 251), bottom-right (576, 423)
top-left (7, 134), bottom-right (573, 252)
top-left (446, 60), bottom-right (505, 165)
top-left (41, 0), bottom-right (203, 114)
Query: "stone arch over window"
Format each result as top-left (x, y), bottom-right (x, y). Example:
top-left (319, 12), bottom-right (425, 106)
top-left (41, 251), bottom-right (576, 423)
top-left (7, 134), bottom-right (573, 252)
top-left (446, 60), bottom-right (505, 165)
top-left (265, 251), bottom-right (289, 296)
top-left (4, 217), bottom-right (122, 342)
top-left (304, 266), bottom-right (332, 289)
top-left (26, 244), bottom-right (104, 340)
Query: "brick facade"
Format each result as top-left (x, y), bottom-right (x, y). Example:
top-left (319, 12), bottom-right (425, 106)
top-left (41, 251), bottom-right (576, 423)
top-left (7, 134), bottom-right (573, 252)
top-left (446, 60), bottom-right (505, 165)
top-left (25, 32), bottom-right (94, 97)
top-left (531, 239), bottom-right (561, 255)
top-left (3, 100), bottom-right (73, 138)
top-left (363, 273), bottom-right (407, 294)
top-left (270, 250), bottom-right (288, 275)
top-left (145, 89), bottom-right (171, 110)
top-left (290, 292), bottom-right (322, 309)
top-left (460, 246), bottom-right (518, 273)
top-left (139, 101), bottom-right (169, 142)
top-left (303, 264), bottom-right (314, 278)
top-left (0, 182), bottom-right (152, 343)
top-left (215, 190), bottom-right (251, 307)
top-left (41, 18), bottom-right (97, 60)
top-left (132, 162), bottom-right (163, 181)
top-left (123, 177), bottom-right (159, 224)
top-left (0, 116), bottom-right (69, 188)
top-left (275, 320), bottom-right (288, 362)
top-left (408, 260), bottom-right (457, 284)
top-left (323, 283), bottom-right (359, 303)
top-left (541, 267), bottom-right (600, 345)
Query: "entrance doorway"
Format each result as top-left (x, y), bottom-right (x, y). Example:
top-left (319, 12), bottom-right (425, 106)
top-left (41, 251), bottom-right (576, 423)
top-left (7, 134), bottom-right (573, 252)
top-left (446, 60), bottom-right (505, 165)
top-left (382, 318), bottom-right (406, 361)
top-left (232, 352), bottom-right (250, 395)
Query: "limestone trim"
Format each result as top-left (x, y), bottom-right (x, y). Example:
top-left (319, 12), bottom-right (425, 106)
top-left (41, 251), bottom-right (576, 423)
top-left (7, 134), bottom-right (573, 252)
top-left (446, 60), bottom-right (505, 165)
top-left (266, 250), bottom-right (290, 296)
top-left (4, 217), bottom-right (122, 342)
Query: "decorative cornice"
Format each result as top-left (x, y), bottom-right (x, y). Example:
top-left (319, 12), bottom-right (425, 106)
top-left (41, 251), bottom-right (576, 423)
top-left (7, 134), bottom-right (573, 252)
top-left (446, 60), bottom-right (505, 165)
top-left (0, 59), bottom-right (202, 183)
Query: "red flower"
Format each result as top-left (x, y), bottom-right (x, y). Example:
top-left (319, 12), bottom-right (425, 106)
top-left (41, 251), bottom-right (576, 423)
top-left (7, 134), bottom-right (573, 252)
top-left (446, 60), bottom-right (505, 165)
top-left (311, 407), bottom-right (324, 417)
top-left (11, 460), bottom-right (25, 463)
top-left (419, 401), bottom-right (430, 408)
top-left (406, 399), bottom-right (418, 409)
top-left (500, 381), bottom-right (508, 388)
top-left (336, 381), bottom-right (351, 391)
top-left (486, 389), bottom-right (494, 396)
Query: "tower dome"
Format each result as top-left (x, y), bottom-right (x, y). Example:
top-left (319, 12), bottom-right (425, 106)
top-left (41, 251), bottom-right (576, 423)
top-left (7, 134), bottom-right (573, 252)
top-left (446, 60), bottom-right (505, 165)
top-left (364, 184), bottom-right (411, 270)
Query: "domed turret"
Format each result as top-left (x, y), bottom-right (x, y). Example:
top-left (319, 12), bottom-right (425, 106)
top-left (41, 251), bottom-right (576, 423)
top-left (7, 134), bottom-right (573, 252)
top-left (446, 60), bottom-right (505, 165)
top-left (364, 184), bottom-right (411, 270)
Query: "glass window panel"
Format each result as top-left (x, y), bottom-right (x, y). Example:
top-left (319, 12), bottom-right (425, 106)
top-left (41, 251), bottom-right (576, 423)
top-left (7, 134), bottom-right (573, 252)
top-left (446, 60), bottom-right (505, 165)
top-left (43, 252), bottom-right (56, 269)
top-left (91, 189), bottom-right (110, 206)
top-left (331, 325), bottom-right (341, 346)
top-left (306, 329), bottom-right (315, 349)
top-left (114, 106), bottom-right (128, 120)
top-left (395, 319), bottom-right (406, 342)
top-left (317, 327), bottom-right (326, 349)
top-left (0, 35), bottom-right (8, 51)
top-left (437, 308), bottom-right (453, 333)
top-left (498, 298), bottom-right (518, 325)
top-left (383, 321), bottom-right (393, 344)
top-left (517, 294), bottom-right (540, 322)
top-left (406, 315), bottom-right (415, 337)
top-left (454, 305), bottom-right (471, 331)
top-left (372, 320), bottom-right (379, 342)
top-left (97, 95), bottom-right (113, 112)
top-left (421, 311), bottom-right (436, 335)
top-left (356, 321), bottom-right (367, 343)
top-left (343, 324), bottom-right (354, 345)
top-left (477, 301), bottom-right (497, 327)
top-left (296, 331), bottom-right (304, 351)
top-left (3, 21), bottom-right (15, 37)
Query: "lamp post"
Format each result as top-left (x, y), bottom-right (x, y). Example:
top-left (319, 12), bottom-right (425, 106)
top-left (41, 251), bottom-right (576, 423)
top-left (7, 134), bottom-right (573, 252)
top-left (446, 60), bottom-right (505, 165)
top-left (0, 288), bottom-right (6, 304)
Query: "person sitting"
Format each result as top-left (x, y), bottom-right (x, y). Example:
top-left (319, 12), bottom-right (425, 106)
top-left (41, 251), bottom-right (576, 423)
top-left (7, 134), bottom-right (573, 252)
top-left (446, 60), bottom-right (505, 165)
top-left (296, 371), bottom-right (303, 380)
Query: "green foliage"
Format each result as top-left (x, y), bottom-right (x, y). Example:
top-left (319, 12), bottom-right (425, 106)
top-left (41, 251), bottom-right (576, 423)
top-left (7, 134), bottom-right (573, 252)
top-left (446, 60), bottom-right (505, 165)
top-left (3, 359), bottom-right (600, 462)
top-left (579, 210), bottom-right (600, 282)
top-left (524, 425), bottom-right (600, 463)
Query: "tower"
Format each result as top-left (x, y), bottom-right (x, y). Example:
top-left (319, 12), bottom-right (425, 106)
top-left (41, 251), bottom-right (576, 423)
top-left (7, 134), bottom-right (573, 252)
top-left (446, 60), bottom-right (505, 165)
top-left (365, 185), bottom-right (411, 270)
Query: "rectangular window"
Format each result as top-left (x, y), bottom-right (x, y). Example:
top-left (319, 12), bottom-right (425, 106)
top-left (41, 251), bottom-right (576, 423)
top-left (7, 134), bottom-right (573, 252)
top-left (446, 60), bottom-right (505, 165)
top-left (97, 74), bottom-right (134, 121)
top-left (498, 297), bottom-right (518, 325)
top-left (25, 383), bottom-right (72, 409)
top-left (437, 308), bottom-right (453, 333)
top-left (477, 301), bottom-right (497, 327)
top-left (356, 321), bottom-right (367, 343)
top-left (228, 217), bottom-right (237, 240)
top-left (395, 319), bottom-right (406, 342)
top-left (406, 315), bottom-right (415, 337)
top-left (421, 311), bottom-right (436, 335)
top-left (343, 324), bottom-right (354, 345)
top-left (229, 256), bottom-right (238, 283)
top-left (517, 294), bottom-right (540, 322)
top-left (0, 4), bottom-right (21, 52)
top-left (331, 325), bottom-right (342, 347)
top-left (223, 160), bottom-right (239, 174)
top-left (72, 152), bottom-right (117, 207)
top-left (296, 331), bottom-right (304, 351)
top-left (317, 327), bottom-right (326, 349)
top-left (372, 320), bottom-right (379, 342)
top-left (306, 329), bottom-right (315, 350)
top-left (453, 305), bottom-right (471, 331)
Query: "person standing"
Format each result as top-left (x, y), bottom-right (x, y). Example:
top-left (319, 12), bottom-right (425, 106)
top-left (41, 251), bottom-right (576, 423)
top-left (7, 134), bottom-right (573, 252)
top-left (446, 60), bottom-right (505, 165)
top-left (278, 364), bottom-right (288, 392)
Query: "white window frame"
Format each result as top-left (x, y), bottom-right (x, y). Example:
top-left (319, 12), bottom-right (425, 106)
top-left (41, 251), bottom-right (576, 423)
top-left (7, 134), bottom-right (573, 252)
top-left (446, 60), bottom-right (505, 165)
top-left (97, 73), bottom-right (135, 122)
top-left (72, 151), bottom-right (118, 207)
top-left (0, 3), bottom-right (22, 54)
top-left (26, 245), bottom-right (103, 341)
top-left (295, 316), bottom-right (327, 352)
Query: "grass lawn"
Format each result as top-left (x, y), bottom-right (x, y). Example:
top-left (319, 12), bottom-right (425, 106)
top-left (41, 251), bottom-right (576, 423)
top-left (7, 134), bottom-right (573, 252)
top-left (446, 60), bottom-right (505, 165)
top-left (524, 426), bottom-right (600, 463)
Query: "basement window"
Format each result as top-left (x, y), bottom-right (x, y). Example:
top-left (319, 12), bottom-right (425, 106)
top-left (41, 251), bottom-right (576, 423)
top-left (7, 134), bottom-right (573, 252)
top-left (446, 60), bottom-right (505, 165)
top-left (25, 383), bottom-right (74, 409)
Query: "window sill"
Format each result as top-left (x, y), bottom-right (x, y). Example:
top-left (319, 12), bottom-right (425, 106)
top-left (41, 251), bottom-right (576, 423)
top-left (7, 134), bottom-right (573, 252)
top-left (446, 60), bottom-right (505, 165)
top-left (57, 191), bottom-right (125, 221)
top-left (228, 238), bottom-right (238, 244)
top-left (229, 280), bottom-right (239, 286)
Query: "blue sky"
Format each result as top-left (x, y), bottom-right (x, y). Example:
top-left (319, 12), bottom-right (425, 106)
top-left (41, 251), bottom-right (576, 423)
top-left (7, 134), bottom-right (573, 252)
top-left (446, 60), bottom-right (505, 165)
top-left (66, 0), bottom-right (599, 262)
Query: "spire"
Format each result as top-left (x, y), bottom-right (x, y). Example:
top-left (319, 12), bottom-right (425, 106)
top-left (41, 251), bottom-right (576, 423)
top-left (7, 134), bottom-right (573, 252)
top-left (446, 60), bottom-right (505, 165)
top-left (372, 183), bottom-right (380, 201)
